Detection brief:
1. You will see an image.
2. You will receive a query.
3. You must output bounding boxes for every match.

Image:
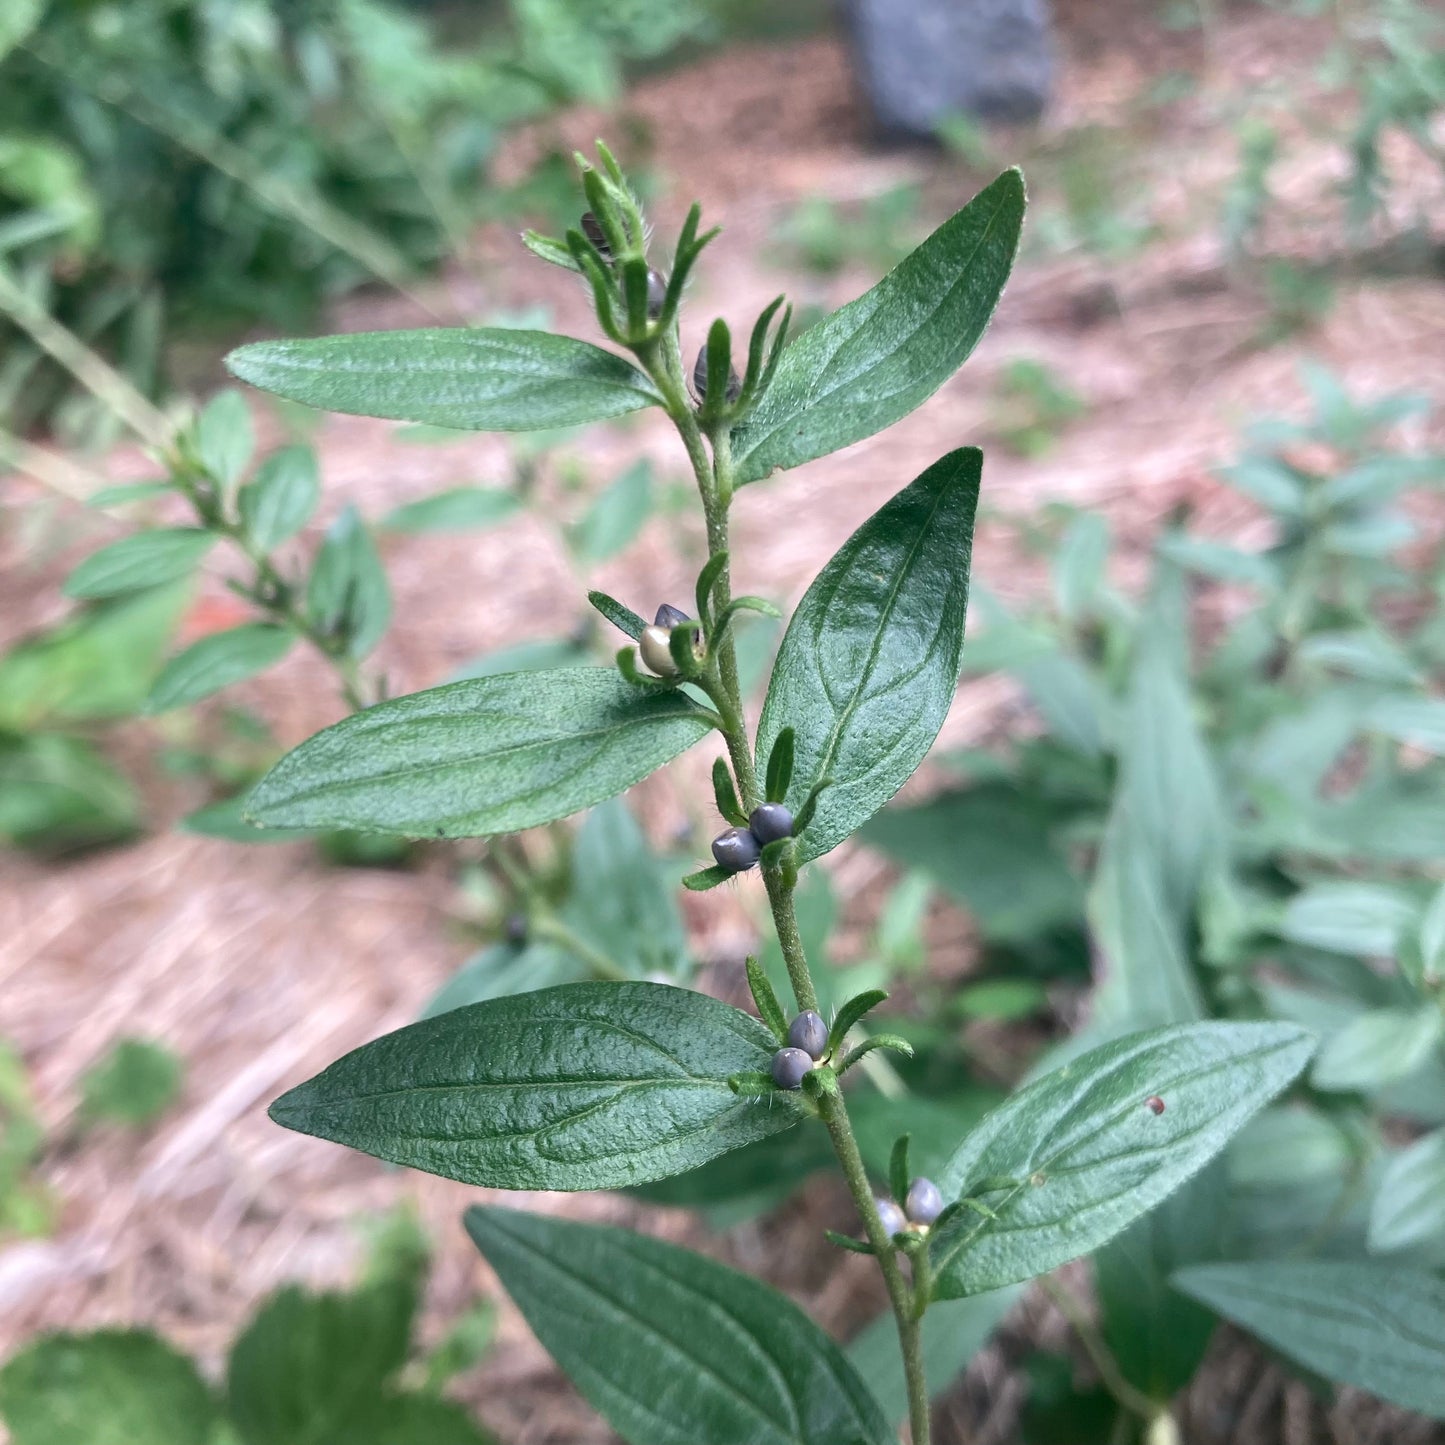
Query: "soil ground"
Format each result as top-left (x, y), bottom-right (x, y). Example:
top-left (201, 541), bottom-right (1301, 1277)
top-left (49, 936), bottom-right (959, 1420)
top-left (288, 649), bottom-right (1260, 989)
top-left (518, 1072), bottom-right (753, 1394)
top-left (2, 2), bottom-right (1444, 1441)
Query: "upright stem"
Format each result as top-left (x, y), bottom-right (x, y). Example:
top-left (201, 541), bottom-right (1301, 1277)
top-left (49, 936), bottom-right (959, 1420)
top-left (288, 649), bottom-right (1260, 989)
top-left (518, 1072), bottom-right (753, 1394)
top-left (646, 344), bottom-right (932, 1445)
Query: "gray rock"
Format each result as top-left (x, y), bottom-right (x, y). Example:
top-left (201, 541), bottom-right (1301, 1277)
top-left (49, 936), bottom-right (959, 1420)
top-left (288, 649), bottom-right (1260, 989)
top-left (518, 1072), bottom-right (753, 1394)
top-left (845, 0), bottom-right (1053, 137)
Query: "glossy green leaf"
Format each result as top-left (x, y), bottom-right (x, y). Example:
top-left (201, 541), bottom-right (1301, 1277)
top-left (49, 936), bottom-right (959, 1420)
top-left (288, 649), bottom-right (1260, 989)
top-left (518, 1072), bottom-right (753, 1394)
top-left (194, 388), bottom-right (254, 489)
top-left (847, 1287), bottom-right (1020, 1426)
top-left (930, 1022), bottom-right (1314, 1298)
top-left (227, 329), bottom-right (661, 431)
top-left (757, 449), bottom-right (981, 862)
top-left (270, 981), bottom-right (805, 1191)
top-left (306, 505), bottom-right (392, 660)
top-left (730, 171), bottom-right (1024, 484)
top-left (245, 669), bottom-right (714, 837)
top-left (0, 1331), bottom-right (217, 1445)
top-left (1368, 1128), bottom-right (1445, 1260)
top-left (63, 529), bottom-right (216, 599)
top-left (237, 445), bottom-right (320, 551)
top-left (464, 1206), bottom-right (892, 1445)
top-left (380, 486), bottom-right (520, 534)
top-left (1174, 1260), bottom-right (1445, 1418)
top-left (226, 1282), bottom-right (416, 1445)
top-left (568, 459), bottom-right (653, 562)
top-left (1311, 1006), bottom-right (1443, 1093)
top-left (145, 623), bottom-right (294, 712)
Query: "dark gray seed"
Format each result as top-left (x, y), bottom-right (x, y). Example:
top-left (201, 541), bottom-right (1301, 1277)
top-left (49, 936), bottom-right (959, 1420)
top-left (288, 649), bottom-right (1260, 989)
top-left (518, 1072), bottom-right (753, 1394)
top-left (770, 1046), bottom-right (813, 1090)
top-left (906, 1177), bottom-right (944, 1226)
top-left (749, 803), bottom-right (794, 846)
top-left (876, 1199), bottom-right (907, 1238)
top-left (692, 345), bottom-right (742, 404)
top-left (647, 269), bottom-right (668, 319)
top-left (580, 211), bottom-right (611, 260)
top-left (711, 826), bottom-right (761, 873)
top-left (655, 603), bottom-right (691, 629)
top-left (787, 1008), bottom-right (829, 1060)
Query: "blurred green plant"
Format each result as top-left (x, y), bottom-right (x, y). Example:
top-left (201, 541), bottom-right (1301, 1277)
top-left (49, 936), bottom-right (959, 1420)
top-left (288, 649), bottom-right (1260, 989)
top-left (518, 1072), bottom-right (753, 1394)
top-left (77, 1038), bottom-right (183, 1130)
top-left (0, 1203), bottom-right (499, 1445)
top-left (0, 1041), bottom-right (54, 1242)
top-left (772, 185), bottom-right (924, 278)
top-left (989, 358), bottom-right (1087, 458)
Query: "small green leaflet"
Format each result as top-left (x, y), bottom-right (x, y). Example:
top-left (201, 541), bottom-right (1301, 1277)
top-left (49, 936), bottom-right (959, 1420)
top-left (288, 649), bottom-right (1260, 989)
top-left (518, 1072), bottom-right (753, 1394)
top-left (568, 459), bottom-right (653, 563)
top-left (757, 449), bottom-right (981, 862)
top-left (245, 668), bottom-right (715, 837)
top-left (194, 388), bottom-right (254, 490)
top-left (929, 1022), bottom-right (1314, 1298)
top-left (1174, 1261), bottom-right (1445, 1419)
top-left (63, 529), bottom-right (215, 599)
top-left (237, 446), bottom-right (320, 551)
top-left (146, 624), bottom-right (294, 712)
top-left (1368, 1128), bottom-right (1445, 1260)
top-left (380, 486), bottom-right (519, 534)
top-left (465, 1207), bottom-right (892, 1445)
top-left (306, 505), bottom-right (391, 661)
top-left (270, 982), bottom-right (805, 1191)
top-left (227, 329), bottom-right (662, 431)
top-left (730, 170), bottom-right (1024, 484)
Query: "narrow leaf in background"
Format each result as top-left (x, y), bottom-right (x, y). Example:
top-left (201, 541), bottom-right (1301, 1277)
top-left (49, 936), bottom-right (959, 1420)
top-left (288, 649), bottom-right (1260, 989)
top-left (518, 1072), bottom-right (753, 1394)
top-left (227, 329), bottom-right (662, 431)
top-left (305, 505), bottom-right (392, 661)
top-left (465, 1207), bottom-right (893, 1445)
top-left (380, 486), bottom-right (520, 534)
top-left (1174, 1261), bottom-right (1445, 1419)
top-left (245, 669), bottom-right (715, 837)
top-left (731, 170), bottom-right (1024, 484)
top-left (568, 459), bottom-right (654, 562)
top-left (930, 1021), bottom-right (1314, 1298)
top-left (757, 448), bottom-right (982, 862)
top-left (146, 624), bottom-right (294, 713)
top-left (63, 529), bottom-right (216, 599)
top-left (237, 446), bottom-right (321, 551)
top-left (270, 982), bottom-right (805, 1191)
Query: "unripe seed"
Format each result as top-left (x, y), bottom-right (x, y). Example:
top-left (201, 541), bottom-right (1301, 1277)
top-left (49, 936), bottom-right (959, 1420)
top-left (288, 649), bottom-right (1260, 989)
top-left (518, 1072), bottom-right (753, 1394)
top-left (580, 211), bottom-right (611, 261)
top-left (770, 1046), bottom-right (813, 1090)
top-left (787, 1008), bottom-right (829, 1060)
top-left (647, 269), bottom-right (667, 319)
top-left (711, 826), bottom-right (761, 873)
top-left (692, 345), bottom-right (742, 405)
top-left (906, 1176), bottom-right (944, 1226)
top-left (749, 802), bottom-right (794, 846)
top-left (654, 603), bottom-right (691, 629)
top-left (638, 624), bottom-right (679, 677)
top-left (504, 912), bottom-right (528, 945)
top-left (876, 1198), bottom-right (907, 1238)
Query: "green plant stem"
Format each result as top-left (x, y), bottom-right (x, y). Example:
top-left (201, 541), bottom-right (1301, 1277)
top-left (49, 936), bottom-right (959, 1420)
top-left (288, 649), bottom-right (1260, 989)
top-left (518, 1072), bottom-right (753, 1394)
top-left (647, 337), bottom-right (932, 1445)
top-left (1038, 1273), bottom-right (1166, 1425)
top-left (530, 916), bottom-right (629, 982)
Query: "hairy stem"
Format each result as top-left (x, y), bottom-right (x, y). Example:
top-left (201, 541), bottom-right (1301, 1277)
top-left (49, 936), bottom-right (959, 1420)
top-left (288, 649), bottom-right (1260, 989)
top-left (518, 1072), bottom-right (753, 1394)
top-left (648, 343), bottom-right (932, 1444)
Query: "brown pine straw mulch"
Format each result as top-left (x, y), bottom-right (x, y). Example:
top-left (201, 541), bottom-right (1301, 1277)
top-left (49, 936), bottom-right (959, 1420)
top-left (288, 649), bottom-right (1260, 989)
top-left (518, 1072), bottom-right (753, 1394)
top-left (3, 2), bottom-right (1444, 1440)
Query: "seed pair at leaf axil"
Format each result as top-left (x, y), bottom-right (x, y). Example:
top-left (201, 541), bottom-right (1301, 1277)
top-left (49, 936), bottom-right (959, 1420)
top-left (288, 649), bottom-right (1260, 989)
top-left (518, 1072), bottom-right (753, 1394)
top-left (876, 1177), bottom-right (944, 1238)
top-left (770, 1009), bottom-right (830, 1089)
top-left (711, 802), bottom-right (793, 874)
top-left (638, 603), bottom-right (703, 679)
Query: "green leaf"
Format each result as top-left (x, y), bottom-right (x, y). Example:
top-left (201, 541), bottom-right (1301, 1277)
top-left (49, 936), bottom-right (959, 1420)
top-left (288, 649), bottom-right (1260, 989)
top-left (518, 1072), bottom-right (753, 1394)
top-left (1366, 694), bottom-right (1445, 755)
top-left (0, 1331), bottom-right (217, 1445)
top-left (78, 1039), bottom-right (182, 1128)
top-left (764, 726), bottom-right (794, 805)
top-left (226, 1282), bottom-right (416, 1445)
top-left (568, 459), bottom-right (653, 563)
top-left (380, 486), bottom-right (520, 534)
top-left (237, 445), bottom-right (320, 552)
top-left (1311, 1006), bottom-right (1443, 1093)
top-left (448, 635), bottom-right (591, 682)
top-left (1173, 1261), bottom-right (1445, 1419)
top-left (464, 1206), bottom-right (893, 1445)
top-left (0, 732), bottom-right (139, 854)
top-left (422, 942), bottom-right (585, 1018)
top-left (227, 329), bottom-right (662, 431)
top-left (63, 529), bottom-right (216, 599)
top-left (1280, 881), bottom-right (1419, 957)
top-left (0, 0), bottom-right (47, 64)
top-left (86, 481), bottom-right (175, 509)
top-left (756, 449), bottom-right (982, 862)
top-left (1419, 882), bottom-right (1445, 985)
top-left (359, 1396), bottom-right (495, 1444)
top-left (145, 624), bottom-right (294, 712)
top-left (306, 505), bottom-right (392, 660)
top-left (1368, 1128), bottom-right (1445, 1260)
top-left (180, 793), bottom-right (315, 844)
top-left (588, 589), bottom-right (647, 642)
top-left (245, 668), bottom-right (714, 837)
top-left (269, 981), bottom-right (805, 1191)
top-left (194, 388), bottom-right (254, 490)
top-left (929, 1022), bottom-right (1314, 1299)
top-left (846, 1288), bottom-right (1020, 1426)
top-left (730, 171), bottom-right (1024, 484)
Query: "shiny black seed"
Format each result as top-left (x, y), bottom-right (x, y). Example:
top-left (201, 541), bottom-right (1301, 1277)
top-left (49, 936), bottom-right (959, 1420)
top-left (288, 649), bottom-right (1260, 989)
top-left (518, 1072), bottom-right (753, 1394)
top-left (655, 603), bottom-right (691, 629)
top-left (876, 1198), bottom-right (907, 1238)
top-left (692, 345), bottom-right (742, 405)
top-left (580, 211), bottom-right (612, 261)
top-left (906, 1177), bottom-right (944, 1226)
top-left (770, 1046), bottom-right (812, 1090)
top-left (787, 1008), bottom-right (828, 1060)
top-left (748, 803), bottom-right (794, 846)
top-left (647, 269), bottom-right (667, 319)
top-left (711, 826), bottom-right (761, 873)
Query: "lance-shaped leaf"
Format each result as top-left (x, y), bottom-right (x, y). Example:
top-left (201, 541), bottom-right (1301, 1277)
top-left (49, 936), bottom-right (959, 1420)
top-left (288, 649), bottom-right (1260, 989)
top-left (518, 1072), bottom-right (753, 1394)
top-left (1173, 1261), bottom-right (1445, 1419)
top-left (63, 529), bottom-right (216, 599)
top-left (270, 982), bottom-right (805, 1191)
top-left (146, 623), bottom-right (295, 713)
top-left (245, 668), bottom-right (714, 837)
top-left (756, 449), bottom-right (981, 862)
top-left (465, 1206), bottom-right (892, 1445)
top-left (730, 170), bottom-right (1024, 484)
top-left (227, 329), bottom-right (662, 431)
top-left (237, 445), bottom-right (321, 552)
top-left (929, 1022), bottom-right (1314, 1299)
